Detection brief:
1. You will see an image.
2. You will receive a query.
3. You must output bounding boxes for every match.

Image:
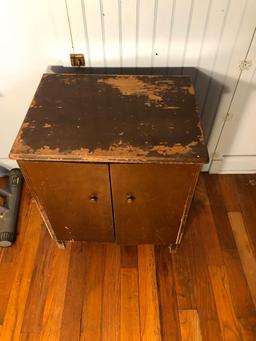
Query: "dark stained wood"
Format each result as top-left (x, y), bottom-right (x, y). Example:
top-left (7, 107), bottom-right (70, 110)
top-left (172, 243), bottom-right (196, 310)
top-left (222, 248), bottom-right (256, 319)
top-left (19, 161), bottom-right (114, 242)
top-left (194, 176), bottom-right (223, 266)
top-left (39, 242), bottom-right (71, 340)
top-left (1, 173), bottom-right (256, 340)
top-left (217, 175), bottom-right (256, 319)
top-left (218, 175), bottom-right (241, 212)
top-left (110, 163), bottom-right (200, 244)
top-left (204, 174), bottom-right (237, 251)
top-left (185, 203), bottom-right (222, 340)
top-left (80, 244), bottom-right (105, 340)
top-left (238, 317), bottom-right (256, 340)
top-left (120, 245), bottom-right (138, 268)
top-left (120, 268), bottom-right (140, 341)
top-left (120, 246), bottom-right (140, 340)
top-left (59, 243), bottom-right (87, 341)
top-left (155, 246), bottom-right (181, 341)
top-left (21, 226), bottom-right (56, 334)
top-left (138, 245), bottom-right (161, 340)
top-left (10, 74), bottom-right (208, 164)
top-left (228, 212), bottom-right (256, 309)
top-left (0, 202), bottom-right (42, 340)
top-left (234, 175), bottom-right (256, 252)
top-left (10, 73), bottom-right (208, 246)
top-left (0, 184), bottom-right (31, 324)
top-left (208, 265), bottom-right (243, 340)
top-left (206, 175), bottom-right (256, 338)
top-left (189, 252), bottom-right (222, 340)
top-left (101, 244), bottom-right (120, 341)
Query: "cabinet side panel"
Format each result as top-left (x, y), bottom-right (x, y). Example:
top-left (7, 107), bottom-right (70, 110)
top-left (110, 164), bottom-right (200, 244)
top-left (19, 161), bottom-right (114, 242)
top-left (18, 161), bottom-right (58, 241)
top-left (175, 164), bottom-right (201, 246)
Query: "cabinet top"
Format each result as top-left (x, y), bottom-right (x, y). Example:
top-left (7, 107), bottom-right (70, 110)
top-left (10, 73), bottom-right (208, 164)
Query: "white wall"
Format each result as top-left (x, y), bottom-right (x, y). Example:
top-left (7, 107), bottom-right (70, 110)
top-left (1, 0), bottom-right (256, 172)
top-left (0, 0), bottom-right (70, 169)
top-left (210, 28), bottom-right (256, 173)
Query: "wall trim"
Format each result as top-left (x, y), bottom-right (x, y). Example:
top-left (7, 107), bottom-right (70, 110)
top-left (210, 155), bottom-right (256, 174)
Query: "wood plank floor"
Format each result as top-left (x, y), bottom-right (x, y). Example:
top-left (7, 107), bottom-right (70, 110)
top-left (0, 174), bottom-right (256, 340)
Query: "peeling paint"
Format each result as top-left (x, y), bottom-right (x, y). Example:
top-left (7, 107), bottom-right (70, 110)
top-left (11, 140), bottom-right (199, 161)
top-left (150, 141), bottom-right (198, 156)
top-left (63, 78), bottom-right (78, 86)
top-left (181, 84), bottom-right (195, 96)
top-left (9, 74), bottom-right (209, 164)
top-left (97, 76), bottom-right (179, 109)
top-left (43, 123), bottom-right (52, 128)
top-left (197, 121), bottom-right (205, 142)
top-left (30, 99), bottom-right (37, 108)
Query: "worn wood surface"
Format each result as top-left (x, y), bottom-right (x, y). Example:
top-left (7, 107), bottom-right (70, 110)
top-left (10, 74), bottom-right (208, 164)
top-left (0, 173), bottom-right (255, 340)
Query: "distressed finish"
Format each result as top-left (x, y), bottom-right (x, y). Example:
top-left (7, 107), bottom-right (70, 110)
top-left (10, 73), bottom-right (208, 246)
top-left (10, 74), bottom-right (208, 164)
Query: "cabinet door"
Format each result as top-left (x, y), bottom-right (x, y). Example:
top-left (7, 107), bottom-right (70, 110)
top-left (20, 161), bottom-right (114, 242)
top-left (110, 164), bottom-right (200, 244)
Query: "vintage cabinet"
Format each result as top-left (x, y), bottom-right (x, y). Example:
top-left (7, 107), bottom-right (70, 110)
top-left (10, 73), bottom-right (208, 248)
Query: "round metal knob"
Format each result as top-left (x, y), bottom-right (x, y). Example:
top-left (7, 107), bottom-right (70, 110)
top-left (89, 194), bottom-right (97, 202)
top-left (127, 194), bottom-right (135, 203)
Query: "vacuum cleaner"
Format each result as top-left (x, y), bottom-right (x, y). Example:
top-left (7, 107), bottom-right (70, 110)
top-left (0, 168), bottom-right (23, 247)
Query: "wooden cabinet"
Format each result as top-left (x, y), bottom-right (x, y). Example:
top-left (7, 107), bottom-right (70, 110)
top-left (20, 161), bottom-right (114, 242)
top-left (110, 163), bottom-right (200, 244)
top-left (10, 73), bottom-right (208, 248)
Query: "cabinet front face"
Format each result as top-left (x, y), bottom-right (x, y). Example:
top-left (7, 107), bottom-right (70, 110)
top-left (110, 164), bottom-right (199, 244)
top-left (20, 161), bottom-right (114, 242)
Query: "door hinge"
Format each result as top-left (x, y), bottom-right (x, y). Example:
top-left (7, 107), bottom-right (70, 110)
top-left (238, 60), bottom-right (252, 71)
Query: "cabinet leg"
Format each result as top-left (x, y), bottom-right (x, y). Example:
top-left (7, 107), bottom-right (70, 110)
top-left (56, 240), bottom-right (66, 249)
top-left (168, 243), bottom-right (178, 254)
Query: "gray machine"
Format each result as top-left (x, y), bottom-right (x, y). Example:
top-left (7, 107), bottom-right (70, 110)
top-left (0, 169), bottom-right (23, 247)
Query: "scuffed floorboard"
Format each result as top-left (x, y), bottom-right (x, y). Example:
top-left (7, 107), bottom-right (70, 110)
top-left (0, 174), bottom-right (256, 340)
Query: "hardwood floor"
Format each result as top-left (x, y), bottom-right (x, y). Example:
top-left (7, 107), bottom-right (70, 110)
top-left (0, 174), bottom-right (256, 340)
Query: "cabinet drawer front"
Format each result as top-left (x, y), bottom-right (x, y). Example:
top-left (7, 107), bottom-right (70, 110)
top-left (110, 164), bottom-right (199, 244)
top-left (20, 161), bottom-right (114, 242)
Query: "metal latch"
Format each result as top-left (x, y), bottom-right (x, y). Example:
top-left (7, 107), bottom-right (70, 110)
top-left (70, 53), bottom-right (85, 67)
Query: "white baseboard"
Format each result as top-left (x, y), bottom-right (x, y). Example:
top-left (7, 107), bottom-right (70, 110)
top-left (201, 163), bottom-right (210, 172)
top-left (0, 158), bottom-right (18, 173)
top-left (210, 155), bottom-right (256, 174)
